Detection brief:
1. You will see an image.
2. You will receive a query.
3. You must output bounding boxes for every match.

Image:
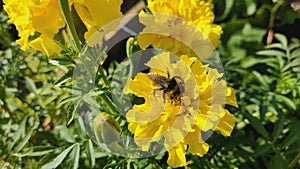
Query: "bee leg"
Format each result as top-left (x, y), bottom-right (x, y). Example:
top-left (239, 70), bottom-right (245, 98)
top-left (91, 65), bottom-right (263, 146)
top-left (152, 87), bottom-right (164, 100)
top-left (163, 90), bottom-right (167, 103)
top-left (167, 69), bottom-right (170, 79)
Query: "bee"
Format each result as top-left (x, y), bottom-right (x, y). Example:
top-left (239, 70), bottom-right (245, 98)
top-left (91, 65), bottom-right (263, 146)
top-left (148, 71), bottom-right (184, 104)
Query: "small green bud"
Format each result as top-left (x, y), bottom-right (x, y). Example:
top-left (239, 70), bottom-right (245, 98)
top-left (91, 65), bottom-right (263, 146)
top-left (93, 112), bottom-right (121, 145)
top-left (126, 37), bottom-right (140, 57)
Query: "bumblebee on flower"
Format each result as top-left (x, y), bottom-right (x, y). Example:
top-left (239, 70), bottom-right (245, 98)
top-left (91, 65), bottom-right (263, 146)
top-left (123, 52), bottom-right (237, 168)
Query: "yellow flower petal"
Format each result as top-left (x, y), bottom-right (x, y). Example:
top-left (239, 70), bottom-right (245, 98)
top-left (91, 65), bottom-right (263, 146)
top-left (73, 0), bottom-right (122, 40)
top-left (3, 0), bottom-right (65, 56)
top-left (216, 110), bottom-right (236, 136)
top-left (137, 0), bottom-right (222, 58)
top-left (167, 144), bottom-right (187, 168)
top-left (29, 34), bottom-right (62, 56)
top-left (184, 128), bottom-right (209, 157)
top-left (226, 87), bottom-right (239, 108)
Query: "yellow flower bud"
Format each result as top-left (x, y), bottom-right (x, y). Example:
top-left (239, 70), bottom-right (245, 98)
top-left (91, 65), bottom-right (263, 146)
top-left (93, 112), bottom-right (121, 145)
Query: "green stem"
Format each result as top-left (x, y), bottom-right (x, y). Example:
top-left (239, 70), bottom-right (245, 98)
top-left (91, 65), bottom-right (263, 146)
top-left (141, 0), bottom-right (151, 14)
top-left (58, 0), bottom-right (82, 52)
top-left (289, 152), bottom-right (300, 168)
top-left (269, 0), bottom-right (284, 30)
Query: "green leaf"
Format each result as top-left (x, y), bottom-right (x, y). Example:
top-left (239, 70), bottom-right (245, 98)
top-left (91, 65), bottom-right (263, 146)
top-left (72, 144), bottom-right (80, 169)
top-left (8, 117), bottom-right (28, 151)
top-left (252, 71), bottom-right (270, 91)
top-left (271, 116), bottom-right (285, 143)
top-left (245, 113), bottom-right (270, 140)
top-left (41, 144), bottom-right (75, 169)
top-left (274, 34), bottom-right (288, 48)
top-left (256, 50), bottom-right (286, 57)
top-left (244, 0), bottom-right (257, 16)
top-left (55, 125), bottom-right (76, 143)
top-left (266, 43), bottom-right (284, 50)
top-left (275, 94), bottom-right (296, 110)
top-left (48, 56), bottom-right (75, 66)
top-left (86, 139), bottom-right (95, 167)
top-left (240, 56), bottom-right (261, 68)
top-left (290, 57), bottom-right (300, 67)
top-left (290, 49), bottom-right (300, 60)
top-left (19, 149), bottom-right (54, 157)
top-left (14, 122), bottom-right (39, 152)
top-left (269, 151), bottom-right (288, 169)
top-left (292, 67), bottom-right (300, 72)
top-left (83, 95), bottom-right (100, 109)
top-left (253, 144), bottom-right (273, 157)
top-left (214, 0), bottom-right (235, 22)
top-left (280, 127), bottom-right (300, 149)
top-left (289, 152), bottom-right (300, 168)
top-left (67, 100), bottom-right (81, 125)
top-left (25, 76), bottom-right (38, 95)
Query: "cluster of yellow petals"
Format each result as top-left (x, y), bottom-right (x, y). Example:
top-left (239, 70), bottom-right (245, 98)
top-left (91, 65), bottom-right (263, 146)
top-left (3, 0), bottom-right (65, 56)
top-left (3, 0), bottom-right (122, 56)
top-left (138, 0), bottom-right (223, 59)
top-left (124, 52), bottom-right (237, 168)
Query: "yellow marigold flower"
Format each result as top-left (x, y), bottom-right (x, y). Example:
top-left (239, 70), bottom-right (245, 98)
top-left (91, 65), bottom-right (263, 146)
top-left (137, 0), bottom-right (222, 59)
top-left (123, 52), bottom-right (237, 168)
top-left (72, 0), bottom-right (123, 40)
top-left (3, 0), bottom-right (65, 56)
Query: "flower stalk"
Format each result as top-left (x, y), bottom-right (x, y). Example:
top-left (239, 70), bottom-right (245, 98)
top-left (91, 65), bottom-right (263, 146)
top-left (58, 0), bottom-right (82, 52)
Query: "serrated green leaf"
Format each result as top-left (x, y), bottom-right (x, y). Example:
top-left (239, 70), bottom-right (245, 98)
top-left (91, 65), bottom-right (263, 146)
top-left (41, 144), bottom-right (75, 169)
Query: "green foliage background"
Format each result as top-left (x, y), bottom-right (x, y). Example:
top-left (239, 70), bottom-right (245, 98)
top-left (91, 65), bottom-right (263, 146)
top-left (0, 0), bottom-right (300, 168)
